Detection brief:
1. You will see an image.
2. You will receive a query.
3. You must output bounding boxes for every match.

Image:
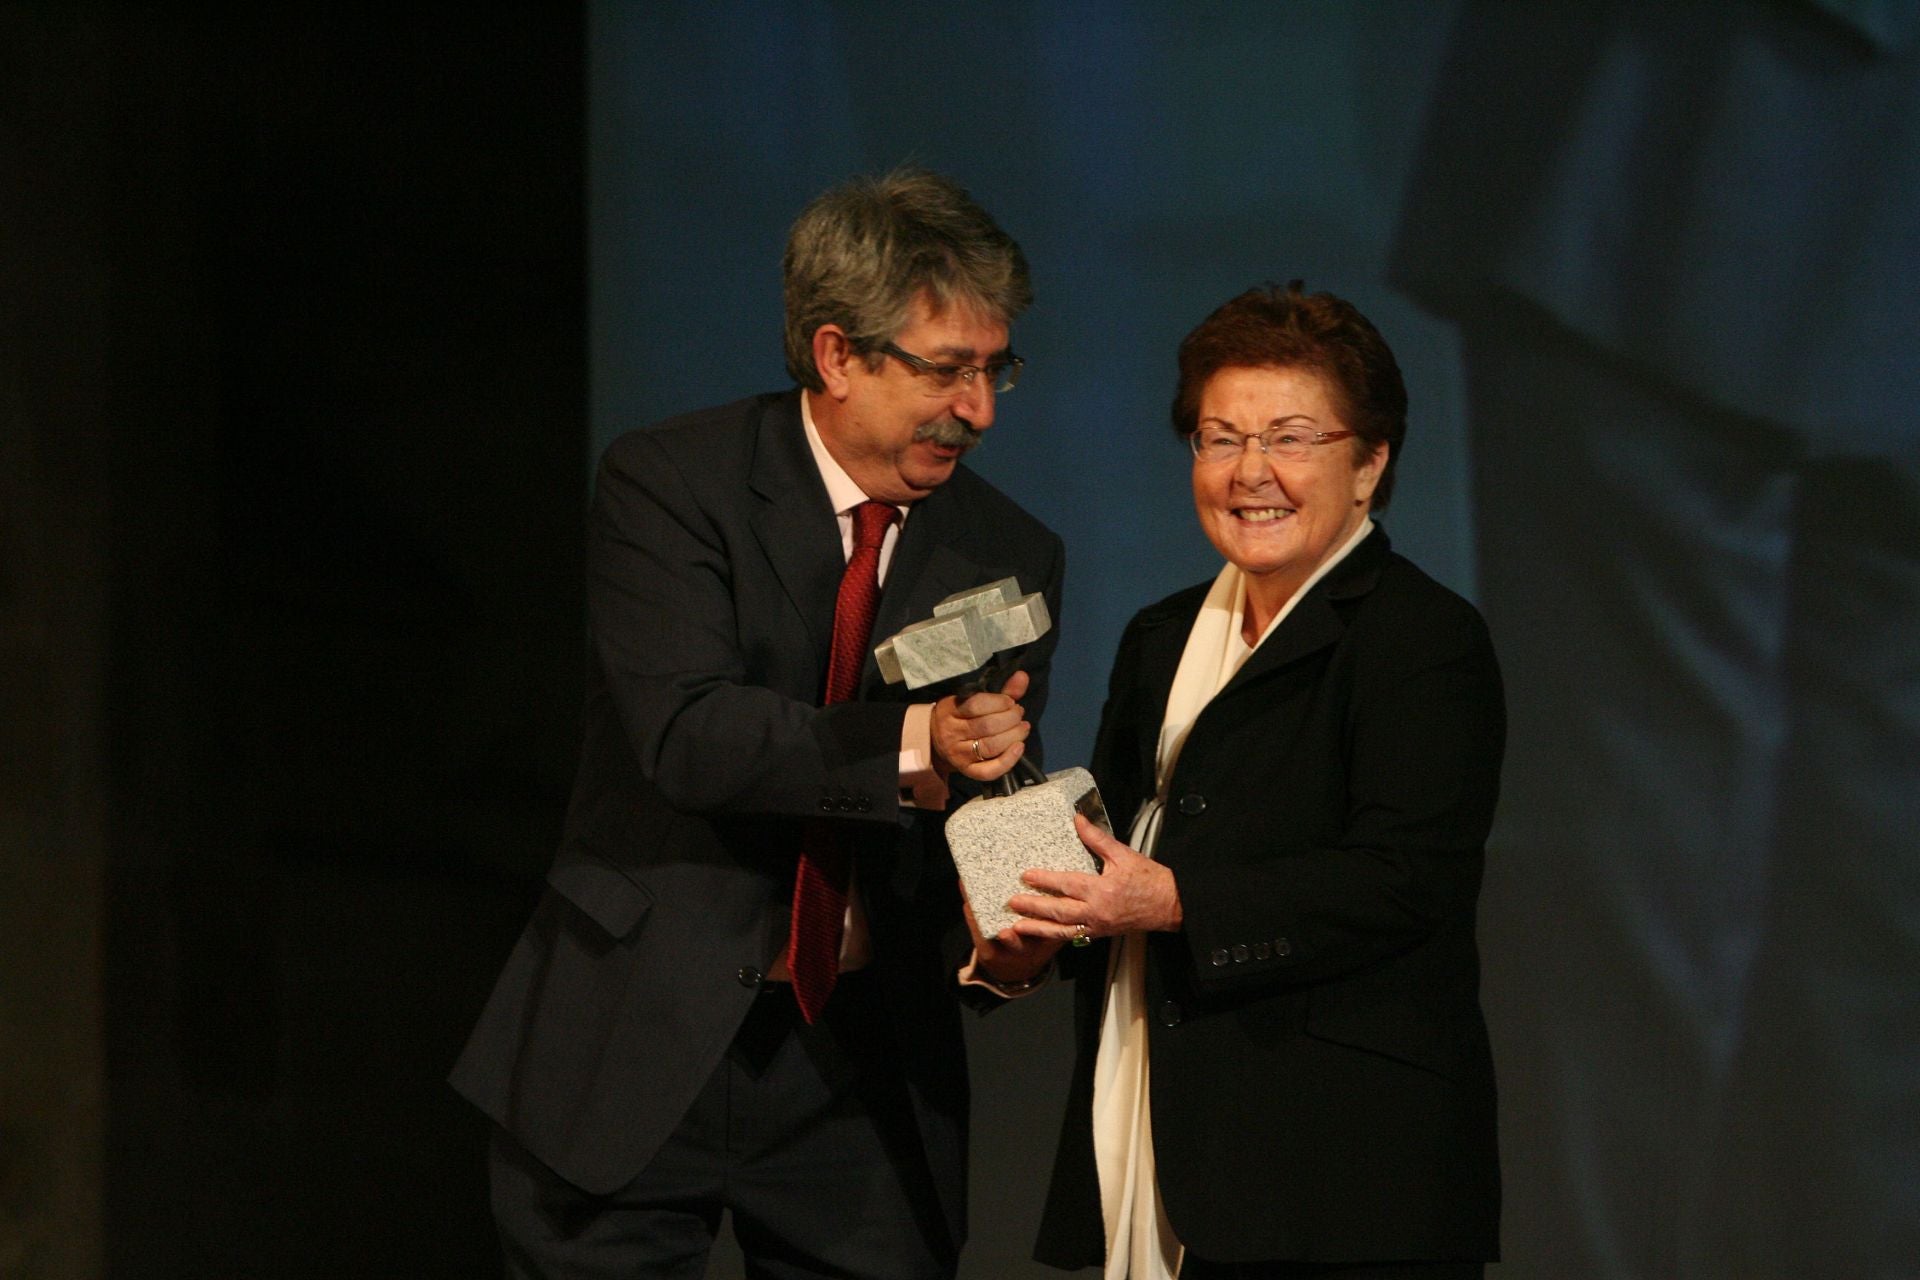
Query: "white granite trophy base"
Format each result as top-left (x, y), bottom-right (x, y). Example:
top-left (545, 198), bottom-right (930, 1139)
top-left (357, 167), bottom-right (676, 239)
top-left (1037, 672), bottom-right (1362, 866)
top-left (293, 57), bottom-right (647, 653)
top-left (946, 766), bottom-right (1110, 939)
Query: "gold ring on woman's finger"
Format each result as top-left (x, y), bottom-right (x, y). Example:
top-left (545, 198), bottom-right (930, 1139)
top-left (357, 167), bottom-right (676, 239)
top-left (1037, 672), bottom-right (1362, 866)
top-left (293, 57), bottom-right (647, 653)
top-left (971, 738), bottom-right (985, 761)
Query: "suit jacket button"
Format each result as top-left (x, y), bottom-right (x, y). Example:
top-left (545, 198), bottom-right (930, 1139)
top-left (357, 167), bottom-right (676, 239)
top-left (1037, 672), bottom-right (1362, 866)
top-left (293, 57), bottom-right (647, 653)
top-left (855, 796), bottom-right (872, 813)
top-left (1273, 936), bottom-right (1292, 958)
top-left (818, 796), bottom-right (835, 811)
top-left (1177, 793), bottom-right (1207, 816)
top-left (736, 966), bottom-right (763, 988)
top-left (1253, 941), bottom-right (1272, 961)
top-left (1158, 1001), bottom-right (1183, 1027)
top-left (1231, 944), bottom-right (1250, 964)
top-left (1209, 948), bottom-right (1231, 967)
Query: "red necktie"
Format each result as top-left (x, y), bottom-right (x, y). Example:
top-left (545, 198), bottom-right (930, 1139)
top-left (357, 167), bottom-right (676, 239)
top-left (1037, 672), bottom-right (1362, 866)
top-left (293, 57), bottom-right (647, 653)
top-left (787, 499), bottom-right (899, 1022)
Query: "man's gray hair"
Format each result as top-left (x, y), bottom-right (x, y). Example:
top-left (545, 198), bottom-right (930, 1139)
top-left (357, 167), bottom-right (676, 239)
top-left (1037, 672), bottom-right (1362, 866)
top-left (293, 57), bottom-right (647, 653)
top-left (782, 168), bottom-right (1031, 391)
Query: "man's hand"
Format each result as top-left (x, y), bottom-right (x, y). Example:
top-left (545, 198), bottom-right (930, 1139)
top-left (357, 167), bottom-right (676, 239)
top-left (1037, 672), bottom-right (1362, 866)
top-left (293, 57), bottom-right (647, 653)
top-left (961, 878), bottom-right (1065, 987)
top-left (1008, 814), bottom-right (1183, 941)
top-left (930, 670), bottom-right (1032, 783)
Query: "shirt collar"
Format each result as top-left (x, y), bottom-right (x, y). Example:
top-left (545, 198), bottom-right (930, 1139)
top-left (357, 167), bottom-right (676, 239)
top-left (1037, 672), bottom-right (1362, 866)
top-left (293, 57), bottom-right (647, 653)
top-left (800, 390), bottom-right (909, 522)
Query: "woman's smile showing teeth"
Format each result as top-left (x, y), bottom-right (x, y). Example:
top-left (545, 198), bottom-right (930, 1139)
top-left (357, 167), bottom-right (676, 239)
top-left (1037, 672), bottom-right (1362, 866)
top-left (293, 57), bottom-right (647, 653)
top-left (1191, 365), bottom-right (1386, 611)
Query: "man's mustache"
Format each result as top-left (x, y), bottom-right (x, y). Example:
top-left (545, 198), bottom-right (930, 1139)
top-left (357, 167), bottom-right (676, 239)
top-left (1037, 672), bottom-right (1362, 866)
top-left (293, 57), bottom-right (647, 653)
top-left (914, 418), bottom-right (983, 451)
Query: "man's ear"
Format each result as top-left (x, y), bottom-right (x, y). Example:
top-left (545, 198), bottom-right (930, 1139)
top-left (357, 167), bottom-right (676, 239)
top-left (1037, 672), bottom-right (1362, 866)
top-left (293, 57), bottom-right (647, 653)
top-left (812, 325), bottom-right (856, 400)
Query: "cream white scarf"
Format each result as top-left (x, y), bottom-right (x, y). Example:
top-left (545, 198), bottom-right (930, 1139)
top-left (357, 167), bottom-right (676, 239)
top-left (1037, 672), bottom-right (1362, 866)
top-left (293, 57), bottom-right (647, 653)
top-left (1092, 520), bottom-right (1372, 1279)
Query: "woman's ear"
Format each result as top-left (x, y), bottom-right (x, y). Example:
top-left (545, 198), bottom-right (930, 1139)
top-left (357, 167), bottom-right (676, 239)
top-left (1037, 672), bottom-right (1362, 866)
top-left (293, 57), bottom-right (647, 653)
top-left (1353, 441), bottom-right (1389, 507)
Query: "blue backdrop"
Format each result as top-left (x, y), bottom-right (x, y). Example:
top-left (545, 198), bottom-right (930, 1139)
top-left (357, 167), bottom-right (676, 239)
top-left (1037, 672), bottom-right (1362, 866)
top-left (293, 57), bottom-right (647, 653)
top-left (590, 3), bottom-right (1920, 1277)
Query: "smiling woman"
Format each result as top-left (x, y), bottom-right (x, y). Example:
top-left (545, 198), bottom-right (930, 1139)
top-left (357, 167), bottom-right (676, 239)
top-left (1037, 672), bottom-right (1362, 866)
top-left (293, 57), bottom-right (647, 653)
top-left (1189, 364), bottom-right (1385, 638)
top-left (1173, 283), bottom-right (1408, 641)
top-left (978, 282), bottom-right (1505, 1280)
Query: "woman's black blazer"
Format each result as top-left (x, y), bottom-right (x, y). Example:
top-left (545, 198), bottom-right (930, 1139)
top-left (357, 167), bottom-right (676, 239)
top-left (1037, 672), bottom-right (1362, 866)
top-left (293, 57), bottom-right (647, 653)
top-left (1034, 527), bottom-right (1505, 1268)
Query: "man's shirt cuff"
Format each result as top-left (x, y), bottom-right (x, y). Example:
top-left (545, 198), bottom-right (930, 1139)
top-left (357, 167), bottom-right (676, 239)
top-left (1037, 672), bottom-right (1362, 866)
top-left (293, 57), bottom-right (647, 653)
top-left (957, 949), bottom-right (1052, 998)
top-left (899, 702), bottom-right (949, 810)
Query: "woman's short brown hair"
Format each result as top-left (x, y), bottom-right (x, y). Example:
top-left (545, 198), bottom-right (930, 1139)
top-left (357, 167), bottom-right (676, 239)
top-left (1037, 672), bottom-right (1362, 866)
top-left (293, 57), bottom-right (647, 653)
top-left (1171, 281), bottom-right (1408, 510)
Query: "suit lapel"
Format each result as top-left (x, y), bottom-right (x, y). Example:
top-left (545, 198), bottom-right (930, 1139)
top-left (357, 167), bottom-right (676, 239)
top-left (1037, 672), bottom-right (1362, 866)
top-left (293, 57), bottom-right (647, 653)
top-left (1213, 592), bottom-right (1344, 699)
top-left (1133, 529), bottom-right (1394, 777)
top-left (746, 394), bottom-right (842, 669)
top-left (1126, 584), bottom-right (1349, 804)
top-left (1214, 525), bottom-right (1391, 702)
top-left (1129, 595), bottom-right (1203, 799)
top-left (744, 398), bottom-right (998, 703)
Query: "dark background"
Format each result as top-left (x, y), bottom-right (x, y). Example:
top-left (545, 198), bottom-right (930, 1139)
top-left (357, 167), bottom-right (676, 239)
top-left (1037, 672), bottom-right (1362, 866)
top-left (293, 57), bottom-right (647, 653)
top-left (6, 5), bottom-right (584, 1276)
top-left (5, 3), bottom-right (1916, 1278)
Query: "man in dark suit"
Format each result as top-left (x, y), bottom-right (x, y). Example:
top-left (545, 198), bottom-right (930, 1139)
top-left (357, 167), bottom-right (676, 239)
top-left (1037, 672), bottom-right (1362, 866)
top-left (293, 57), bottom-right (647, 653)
top-left (451, 169), bottom-right (1065, 1279)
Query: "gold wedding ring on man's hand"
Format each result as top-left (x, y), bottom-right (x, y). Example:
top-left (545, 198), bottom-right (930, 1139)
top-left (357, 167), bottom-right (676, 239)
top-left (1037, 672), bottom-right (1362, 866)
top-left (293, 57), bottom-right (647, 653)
top-left (1071, 923), bottom-right (1091, 948)
top-left (970, 738), bottom-right (985, 761)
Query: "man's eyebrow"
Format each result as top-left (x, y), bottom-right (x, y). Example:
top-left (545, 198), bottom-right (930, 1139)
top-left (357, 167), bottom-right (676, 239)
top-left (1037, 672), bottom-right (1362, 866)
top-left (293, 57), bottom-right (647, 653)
top-left (927, 344), bottom-right (1013, 362)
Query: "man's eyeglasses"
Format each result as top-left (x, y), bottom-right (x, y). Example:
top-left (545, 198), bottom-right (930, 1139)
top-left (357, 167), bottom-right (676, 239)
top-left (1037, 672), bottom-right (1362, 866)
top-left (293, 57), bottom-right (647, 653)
top-left (1188, 426), bottom-right (1354, 465)
top-left (878, 342), bottom-right (1023, 395)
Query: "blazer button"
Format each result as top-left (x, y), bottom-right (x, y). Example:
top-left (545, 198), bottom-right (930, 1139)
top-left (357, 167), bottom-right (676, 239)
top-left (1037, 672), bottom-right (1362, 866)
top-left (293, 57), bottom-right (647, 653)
top-left (855, 796), bottom-right (872, 813)
top-left (736, 966), bottom-right (763, 988)
top-left (1253, 941), bottom-right (1272, 961)
top-left (1231, 944), bottom-right (1250, 964)
top-left (1273, 936), bottom-right (1292, 958)
top-left (1158, 1001), bottom-right (1183, 1027)
top-left (818, 796), bottom-right (835, 812)
top-left (1209, 948), bottom-right (1230, 967)
top-left (1177, 793), bottom-right (1207, 816)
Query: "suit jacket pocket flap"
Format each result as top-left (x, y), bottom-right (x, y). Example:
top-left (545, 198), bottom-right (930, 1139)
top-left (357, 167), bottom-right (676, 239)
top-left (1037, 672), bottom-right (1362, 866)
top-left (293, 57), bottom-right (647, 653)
top-left (1305, 996), bottom-right (1460, 1082)
top-left (547, 858), bottom-right (654, 940)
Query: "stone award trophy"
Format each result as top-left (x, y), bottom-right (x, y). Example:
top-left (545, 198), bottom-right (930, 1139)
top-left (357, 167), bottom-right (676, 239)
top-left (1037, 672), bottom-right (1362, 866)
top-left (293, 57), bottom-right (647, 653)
top-left (872, 578), bottom-right (1109, 936)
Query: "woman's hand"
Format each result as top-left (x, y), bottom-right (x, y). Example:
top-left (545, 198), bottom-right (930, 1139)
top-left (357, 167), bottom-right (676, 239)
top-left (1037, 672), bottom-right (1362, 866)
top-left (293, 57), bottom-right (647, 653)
top-left (1009, 813), bottom-right (1184, 942)
top-left (961, 879), bottom-right (1066, 986)
top-left (931, 670), bottom-right (1032, 783)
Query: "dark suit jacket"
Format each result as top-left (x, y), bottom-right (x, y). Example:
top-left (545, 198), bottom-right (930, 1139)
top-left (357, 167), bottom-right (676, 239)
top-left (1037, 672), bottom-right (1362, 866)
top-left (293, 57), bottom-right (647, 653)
top-left (451, 391), bottom-right (1064, 1246)
top-left (1034, 528), bottom-right (1503, 1268)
